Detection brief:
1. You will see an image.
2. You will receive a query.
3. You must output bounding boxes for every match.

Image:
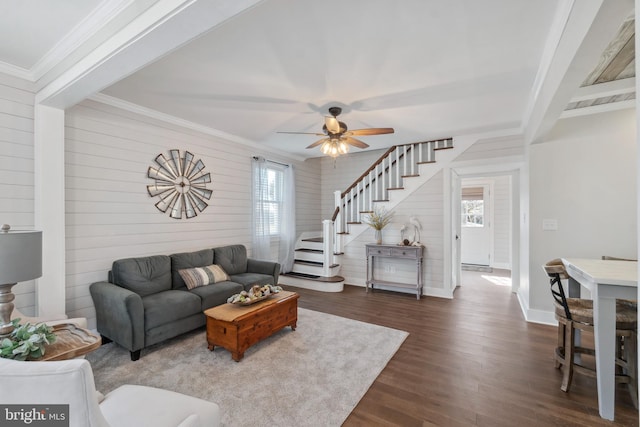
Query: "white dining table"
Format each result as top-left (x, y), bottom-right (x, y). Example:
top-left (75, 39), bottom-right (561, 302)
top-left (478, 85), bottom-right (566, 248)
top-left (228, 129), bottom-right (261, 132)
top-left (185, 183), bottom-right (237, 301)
top-left (561, 258), bottom-right (638, 421)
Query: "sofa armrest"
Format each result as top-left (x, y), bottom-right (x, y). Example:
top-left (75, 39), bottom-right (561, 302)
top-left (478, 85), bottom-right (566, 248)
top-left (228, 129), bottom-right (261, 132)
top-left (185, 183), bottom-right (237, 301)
top-left (90, 282), bottom-right (144, 352)
top-left (247, 258), bottom-right (281, 284)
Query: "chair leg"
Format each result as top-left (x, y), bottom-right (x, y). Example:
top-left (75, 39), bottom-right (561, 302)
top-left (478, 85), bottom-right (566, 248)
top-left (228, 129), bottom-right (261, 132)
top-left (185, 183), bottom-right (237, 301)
top-left (626, 332), bottom-right (638, 409)
top-left (556, 322), bottom-right (564, 369)
top-left (561, 321), bottom-right (575, 392)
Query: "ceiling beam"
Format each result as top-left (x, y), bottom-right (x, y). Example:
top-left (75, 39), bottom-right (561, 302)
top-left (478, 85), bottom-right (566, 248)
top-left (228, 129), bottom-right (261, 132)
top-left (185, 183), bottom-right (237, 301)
top-left (522, 0), bottom-right (634, 144)
top-left (35, 0), bottom-right (263, 109)
top-left (569, 77), bottom-right (635, 102)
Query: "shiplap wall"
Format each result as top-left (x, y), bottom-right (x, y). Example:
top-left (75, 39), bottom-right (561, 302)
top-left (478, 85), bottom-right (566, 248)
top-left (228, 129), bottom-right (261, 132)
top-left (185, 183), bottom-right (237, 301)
top-left (64, 100), bottom-right (321, 329)
top-left (493, 175), bottom-right (511, 269)
top-left (0, 73), bottom-right (37, 315)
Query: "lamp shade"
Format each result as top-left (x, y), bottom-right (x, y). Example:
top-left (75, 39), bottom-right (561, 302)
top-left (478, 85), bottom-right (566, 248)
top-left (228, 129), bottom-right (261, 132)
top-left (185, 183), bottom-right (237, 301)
top-left (0, 230), bottom-right (42, 284)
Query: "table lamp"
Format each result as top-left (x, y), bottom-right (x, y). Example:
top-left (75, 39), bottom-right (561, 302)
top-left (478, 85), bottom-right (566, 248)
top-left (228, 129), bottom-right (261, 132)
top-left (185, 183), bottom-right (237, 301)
top-left (0, 224), bottom-right (42, 338)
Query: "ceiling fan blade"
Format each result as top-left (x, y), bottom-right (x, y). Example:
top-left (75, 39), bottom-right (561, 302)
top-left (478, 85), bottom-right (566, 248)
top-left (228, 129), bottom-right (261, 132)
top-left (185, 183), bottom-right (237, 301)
top-left (343, 137), bottom-right (369, 149)
top-left (307, 138), bottom-right (329, 149)
top-left (347, 127), bottom-right (395, 136)
top-left (278, 131), bottom-right (325, 136)
top-left (325, 116), bottom-right (341, 134)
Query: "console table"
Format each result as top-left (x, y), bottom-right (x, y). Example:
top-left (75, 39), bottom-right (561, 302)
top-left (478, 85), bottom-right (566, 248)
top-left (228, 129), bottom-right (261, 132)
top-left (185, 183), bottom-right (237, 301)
top-left (365, 244), bottom-right (423, 299)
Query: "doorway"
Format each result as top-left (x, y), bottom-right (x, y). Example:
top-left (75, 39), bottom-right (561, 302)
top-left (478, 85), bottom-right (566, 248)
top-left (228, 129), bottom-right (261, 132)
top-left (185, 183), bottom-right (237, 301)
top-left (460, 183), bottom-right (491, 267)
top-left (454, 173), bottom-right (515, 291)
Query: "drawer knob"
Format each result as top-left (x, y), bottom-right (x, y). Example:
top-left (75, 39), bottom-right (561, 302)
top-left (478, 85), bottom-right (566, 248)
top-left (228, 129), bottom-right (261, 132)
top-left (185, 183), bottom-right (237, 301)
top-left (402, 251), bottom-right (406, 255)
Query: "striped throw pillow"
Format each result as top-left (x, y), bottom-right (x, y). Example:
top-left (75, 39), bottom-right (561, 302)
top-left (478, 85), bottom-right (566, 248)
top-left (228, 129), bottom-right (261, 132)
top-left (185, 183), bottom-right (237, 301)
top-left (178, 264), bottom-right (230, 290)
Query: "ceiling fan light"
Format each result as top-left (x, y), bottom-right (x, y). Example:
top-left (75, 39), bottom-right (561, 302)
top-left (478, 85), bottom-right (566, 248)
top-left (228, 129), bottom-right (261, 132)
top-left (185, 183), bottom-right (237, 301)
top-left (339, 141), bottom-right (349, 154)
top-left (320, 141), bottom-right (330, 154)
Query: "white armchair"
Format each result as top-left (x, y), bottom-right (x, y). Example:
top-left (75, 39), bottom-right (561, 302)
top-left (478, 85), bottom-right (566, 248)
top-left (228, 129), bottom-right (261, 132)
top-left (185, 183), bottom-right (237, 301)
top-left (0, 358), bottom-right (220, 427)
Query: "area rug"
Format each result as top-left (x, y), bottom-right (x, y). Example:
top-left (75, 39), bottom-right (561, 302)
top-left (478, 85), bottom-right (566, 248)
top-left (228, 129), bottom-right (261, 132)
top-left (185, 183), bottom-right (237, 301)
top-left (87, 308), bottom-right (408, 427)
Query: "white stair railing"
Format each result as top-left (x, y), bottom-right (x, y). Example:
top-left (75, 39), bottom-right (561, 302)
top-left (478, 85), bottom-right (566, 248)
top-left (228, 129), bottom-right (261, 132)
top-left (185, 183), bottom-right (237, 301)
top-left (330, 138), bottom-right (453, 254)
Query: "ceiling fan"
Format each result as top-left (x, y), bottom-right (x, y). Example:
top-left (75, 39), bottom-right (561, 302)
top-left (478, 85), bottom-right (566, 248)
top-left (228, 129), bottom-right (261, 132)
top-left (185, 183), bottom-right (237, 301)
top-left (278, 106), bottom-right (394, 156)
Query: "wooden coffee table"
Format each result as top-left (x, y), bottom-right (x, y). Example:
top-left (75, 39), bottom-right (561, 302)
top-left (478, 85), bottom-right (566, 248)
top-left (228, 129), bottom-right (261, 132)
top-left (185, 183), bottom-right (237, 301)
top-left (204, 290), bottom-right (299, 361)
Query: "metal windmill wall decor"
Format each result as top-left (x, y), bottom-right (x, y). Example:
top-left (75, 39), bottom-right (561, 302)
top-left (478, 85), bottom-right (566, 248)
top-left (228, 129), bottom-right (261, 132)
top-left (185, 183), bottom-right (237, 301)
top-left (147, 149), bottom-right (212, 219)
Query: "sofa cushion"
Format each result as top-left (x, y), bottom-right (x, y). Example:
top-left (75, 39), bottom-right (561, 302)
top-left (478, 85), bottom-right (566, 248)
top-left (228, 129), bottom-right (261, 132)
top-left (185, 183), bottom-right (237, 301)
top-left (170, 249), bottom-right (215, 290)
top-left (112, 255), bottom-right (172, 297)
top-left (213, 245), bottom-right (248, 276)
top-left (179, 265), bottom-right (230, 290)
top-left (142, 290), bottom-right (202, 330)
top-left (229, 273), bottom-right (275, 291)
top-left (189, 281), bottom-right (243, 310)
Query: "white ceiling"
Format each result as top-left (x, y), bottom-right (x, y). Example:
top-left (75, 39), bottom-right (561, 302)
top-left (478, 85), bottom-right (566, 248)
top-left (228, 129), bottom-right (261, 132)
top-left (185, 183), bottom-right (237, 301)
top-left (0, 0), bottom-right (101, 69)
top-left (0, 0), bottom-right (605, 158)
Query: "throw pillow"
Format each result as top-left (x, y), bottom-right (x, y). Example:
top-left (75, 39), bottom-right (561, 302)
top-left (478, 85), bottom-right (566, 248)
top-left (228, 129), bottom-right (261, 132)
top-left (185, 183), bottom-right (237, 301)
top-left (178, 264), bottom-right (230, 290)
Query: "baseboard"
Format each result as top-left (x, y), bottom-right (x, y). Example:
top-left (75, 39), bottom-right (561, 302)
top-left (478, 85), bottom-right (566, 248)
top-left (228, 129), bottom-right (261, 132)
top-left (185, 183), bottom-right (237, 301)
top-left (492, 262), bottom-right (511, 270)
top-left (516, 288), bottom-right (556, 325)
top-left (344, 282), bottom-right (453, 299)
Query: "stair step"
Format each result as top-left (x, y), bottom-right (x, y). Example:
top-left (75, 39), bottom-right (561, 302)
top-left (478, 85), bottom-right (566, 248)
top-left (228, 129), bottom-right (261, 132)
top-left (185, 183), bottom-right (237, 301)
top-left (401, 174), bottom-right (420, 178)
top-left (294, 259), bottom-right (339, 268)
top-left (388, 187), bottom-right (404, 191)
top-left (295, 248), bottom-right (323, 253)
top-left (281, 272), bottom-right (345, 283)
top-left (301, 237), bottom-right (323, 243)
top-left (346, 221), bottom-right (361, 225)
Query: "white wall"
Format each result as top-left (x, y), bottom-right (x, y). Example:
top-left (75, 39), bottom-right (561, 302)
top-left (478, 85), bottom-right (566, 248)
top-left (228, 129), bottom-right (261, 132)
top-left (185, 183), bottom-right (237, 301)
top-left (0, 73), bottom-right (37, 315)
top-left (529, 108), bottom-right (637, 314)
top-left (64, 100), bottom-right (321, 329)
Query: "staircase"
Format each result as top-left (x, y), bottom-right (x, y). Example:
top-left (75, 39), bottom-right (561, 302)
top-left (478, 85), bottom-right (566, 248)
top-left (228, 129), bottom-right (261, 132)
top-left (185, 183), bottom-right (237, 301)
top-left (279, 230), bottom-right (345, 292)
top-left (280, 138), bottom-right (456, 292)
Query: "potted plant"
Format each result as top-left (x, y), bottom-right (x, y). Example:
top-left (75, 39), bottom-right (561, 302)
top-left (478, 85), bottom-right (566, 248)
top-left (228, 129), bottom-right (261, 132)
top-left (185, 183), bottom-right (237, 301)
top-left (0, 319), bottom-right (56, 361)
top-left (363, 207), bottom-right (394, 244)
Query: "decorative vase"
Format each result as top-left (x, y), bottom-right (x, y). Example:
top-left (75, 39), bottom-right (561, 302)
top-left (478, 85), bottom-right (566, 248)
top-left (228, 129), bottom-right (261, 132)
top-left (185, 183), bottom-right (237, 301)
top-left (375, 229), bottom-right (382, 244)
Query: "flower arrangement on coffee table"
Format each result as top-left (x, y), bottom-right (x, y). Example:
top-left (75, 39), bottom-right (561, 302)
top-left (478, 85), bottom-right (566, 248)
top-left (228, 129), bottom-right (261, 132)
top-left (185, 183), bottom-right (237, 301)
top-left (227, 284), bottom-right (283, 305)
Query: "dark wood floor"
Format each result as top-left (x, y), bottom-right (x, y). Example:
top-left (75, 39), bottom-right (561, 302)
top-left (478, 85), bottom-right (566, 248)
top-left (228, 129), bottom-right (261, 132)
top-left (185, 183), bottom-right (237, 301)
top-left (282, 270), bottom-right (639, 426)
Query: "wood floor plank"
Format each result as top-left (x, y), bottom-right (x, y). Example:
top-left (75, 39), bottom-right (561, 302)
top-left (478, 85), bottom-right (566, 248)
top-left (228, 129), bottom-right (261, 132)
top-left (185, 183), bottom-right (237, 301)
top-left (283, 269), bottom-right (639, 426)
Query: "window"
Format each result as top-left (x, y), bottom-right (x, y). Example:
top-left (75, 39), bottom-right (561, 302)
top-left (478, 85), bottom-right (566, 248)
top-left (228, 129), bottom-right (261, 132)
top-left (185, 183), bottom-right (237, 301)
top-left (254, 164), bottom-right (285, 236)
top-left (461, 187), bottom-right (484, 227)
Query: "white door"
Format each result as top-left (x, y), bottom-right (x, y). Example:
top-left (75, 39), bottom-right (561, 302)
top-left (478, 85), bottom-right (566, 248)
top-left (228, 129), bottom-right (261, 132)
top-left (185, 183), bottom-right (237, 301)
top-left (460, 185), bottom-right (491, 266)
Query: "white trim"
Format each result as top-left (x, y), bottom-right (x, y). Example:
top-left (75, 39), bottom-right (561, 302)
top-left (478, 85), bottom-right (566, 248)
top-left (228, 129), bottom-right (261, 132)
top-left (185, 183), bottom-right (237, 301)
top-left (560, 98), bottom-right (635, 119)
top-left (450, 159), bottom-right (523, 298)
top-left (522, 0), bottom-right (575, 129)
top-left (492, 262), bottom-right (511, 270)
top-left (422, 286), bottom-right (454, 299)
top-left (0, 61), bottom-right (32, 81)
top-left (568, 77), bottom-right (635, 102)
top-left (90, 93), bottom-right (306, 162)
top-left (31, 0), bottom-right (135, 82)
top-left (35, 0), bottom-right (261, 108)
top-left (515, 282), bottom-right (557, 325)
top-left (34, 105), bottom-right (66, 318)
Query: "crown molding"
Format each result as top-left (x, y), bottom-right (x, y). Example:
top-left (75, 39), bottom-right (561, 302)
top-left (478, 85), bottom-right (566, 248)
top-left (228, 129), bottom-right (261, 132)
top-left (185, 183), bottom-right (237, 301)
top-left (90, 93), bottom-right (306, 162)
top-left (30, 0), bottom-right (136, 83)
top-left (0, 61), bottom-right (34, 81)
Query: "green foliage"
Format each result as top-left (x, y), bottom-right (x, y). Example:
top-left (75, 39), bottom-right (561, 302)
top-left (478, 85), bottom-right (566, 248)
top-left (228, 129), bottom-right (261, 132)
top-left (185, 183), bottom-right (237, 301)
top-left (362, 207), bottom-right (394, 230)
top-left (0, 319), bottom-right (56, 361)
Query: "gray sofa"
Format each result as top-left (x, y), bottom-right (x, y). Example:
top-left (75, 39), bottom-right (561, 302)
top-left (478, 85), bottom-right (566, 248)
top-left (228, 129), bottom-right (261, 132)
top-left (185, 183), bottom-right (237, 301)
top-left (90, 244), bottom-right (280, 361)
